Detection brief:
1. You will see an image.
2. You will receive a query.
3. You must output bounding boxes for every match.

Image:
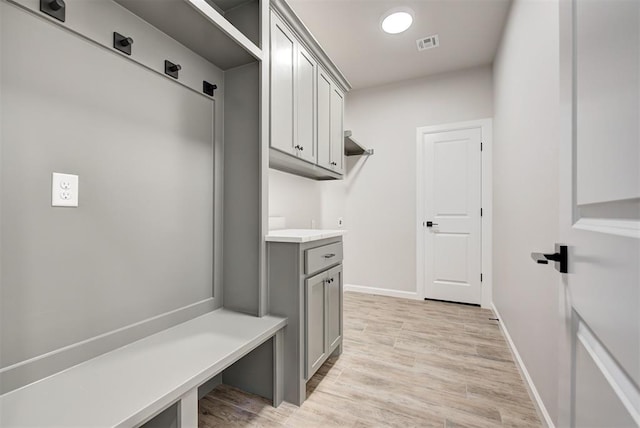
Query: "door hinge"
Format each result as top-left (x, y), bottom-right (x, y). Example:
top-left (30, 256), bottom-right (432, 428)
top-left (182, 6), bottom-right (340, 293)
top-left (481, 208), bottom-right (483, 217)
top-left (480, 142), bottom-right (483, 151)
top-left (480, 273), bottom-right (483, 282)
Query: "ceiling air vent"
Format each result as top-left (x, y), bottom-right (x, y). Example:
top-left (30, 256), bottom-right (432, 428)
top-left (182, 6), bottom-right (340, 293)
top-left (416, 34), bottom-right (439, 51)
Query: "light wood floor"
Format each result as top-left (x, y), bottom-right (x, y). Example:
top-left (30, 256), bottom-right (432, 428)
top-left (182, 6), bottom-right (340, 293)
top-left (199, 292), bottom-right (541, 427)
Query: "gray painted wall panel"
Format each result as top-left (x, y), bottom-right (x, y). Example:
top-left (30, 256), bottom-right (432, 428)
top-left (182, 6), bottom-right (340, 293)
top-left (223, 62), bottom-right (261, 315)
top-left (1, 1), bottom-right (218, 390)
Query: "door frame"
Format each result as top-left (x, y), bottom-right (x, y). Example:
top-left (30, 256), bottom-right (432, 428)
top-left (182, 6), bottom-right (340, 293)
top-left (416, 118), bottom-right (493, 308)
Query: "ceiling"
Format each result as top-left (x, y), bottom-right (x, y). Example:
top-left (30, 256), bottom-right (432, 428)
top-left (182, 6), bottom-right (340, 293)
top-left (287, 0), bottom-right (512, 90)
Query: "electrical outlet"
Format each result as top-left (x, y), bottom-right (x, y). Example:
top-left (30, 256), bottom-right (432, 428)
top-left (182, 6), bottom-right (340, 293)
top-left (337, 217), bottom-right (344, 228)
top-left (52, 173), bottom-right (79, 207)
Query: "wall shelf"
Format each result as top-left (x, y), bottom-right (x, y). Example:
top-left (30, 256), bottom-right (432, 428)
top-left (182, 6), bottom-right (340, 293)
top-left (344, 130), bottom-right (373, 156)
top-left (114, 0), bottom-right (261, 70)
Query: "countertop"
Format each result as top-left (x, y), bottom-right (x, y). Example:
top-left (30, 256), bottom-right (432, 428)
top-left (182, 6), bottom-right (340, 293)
top-left (265, 229), bottom-right (347, 243)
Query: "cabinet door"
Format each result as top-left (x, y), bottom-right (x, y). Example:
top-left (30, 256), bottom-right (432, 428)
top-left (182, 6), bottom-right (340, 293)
top-left (330, 85), bottom-right (345, 174)
top-left (296, 45), bottom-right (317, 164)
top-left (270, 12), bottom-right (295, 155)
top-left (316, 68), bottom-right (332, 170)
top-left (305, 271), bottom-right (327, 379)
top-left (326, 265), bottom-right (343, 350)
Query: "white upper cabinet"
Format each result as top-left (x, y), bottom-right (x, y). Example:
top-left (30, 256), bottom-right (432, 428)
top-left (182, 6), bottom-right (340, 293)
top-left (270, 13), bottom-right (295, 155)
top-left (269, 7), bottom-right (350, 180)
top-left (296, 45), bottom-right (317, 164)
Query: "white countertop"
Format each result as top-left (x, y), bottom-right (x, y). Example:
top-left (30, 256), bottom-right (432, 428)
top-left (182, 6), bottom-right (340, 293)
top-left (266, 229), bottom-right (347, 243)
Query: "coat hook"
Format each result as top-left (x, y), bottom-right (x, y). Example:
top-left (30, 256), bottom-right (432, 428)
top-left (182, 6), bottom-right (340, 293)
top-left (40, 0), bottom-right (66, 22)
top-left (164, 60), bottom-right (181, 79)
top-left (113, 32), bottom-right (134, 55)
top-left (203, 81), bottom-right (217, 97)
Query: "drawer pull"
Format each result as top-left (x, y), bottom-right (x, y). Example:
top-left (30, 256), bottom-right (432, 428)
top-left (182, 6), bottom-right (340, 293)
top-left (323, 253), bottom-right (336, 259)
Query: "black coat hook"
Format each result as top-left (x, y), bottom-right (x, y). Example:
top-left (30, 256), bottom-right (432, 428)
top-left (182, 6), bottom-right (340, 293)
top-left (40, 0), bottom-right (65, 22)
top-left (113, 32), bottom-right (134, 55)
top-left (165, 60), bottom-right (181, 79)
top-left (203, 81), bottom-right (217, 97)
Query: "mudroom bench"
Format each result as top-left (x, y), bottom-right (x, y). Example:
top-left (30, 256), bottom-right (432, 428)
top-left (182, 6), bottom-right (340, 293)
top-left (0, 309), bottom-right (287, 427)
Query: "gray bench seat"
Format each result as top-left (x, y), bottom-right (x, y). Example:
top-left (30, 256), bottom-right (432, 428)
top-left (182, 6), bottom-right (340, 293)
top-left (0, 309), bottom-right (287, 428)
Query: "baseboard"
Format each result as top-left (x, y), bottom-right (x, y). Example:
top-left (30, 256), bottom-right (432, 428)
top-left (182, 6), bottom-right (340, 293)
top-left (491, 303), bottom-right (555, 428)
top-left (0, 297), bottom-right (217, 394)
top-left (344, 284), bottom-right (420, 300)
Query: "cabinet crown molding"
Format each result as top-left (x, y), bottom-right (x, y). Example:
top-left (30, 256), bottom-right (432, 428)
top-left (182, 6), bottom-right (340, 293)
top-left (270, 0), bottom-right (352, 93)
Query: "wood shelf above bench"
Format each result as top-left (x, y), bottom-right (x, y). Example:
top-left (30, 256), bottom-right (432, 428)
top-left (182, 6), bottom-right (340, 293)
top-left (0, 310), bottom-right (287, 428)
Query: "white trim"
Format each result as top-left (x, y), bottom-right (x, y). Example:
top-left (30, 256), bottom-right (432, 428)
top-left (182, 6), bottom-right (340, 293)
top-left (576, 320), bottom-right (640, 425)
top-left (574, 218), bottom-right (640, 239)
top-left (492, 303), bottom-right (555, 428)
top-left (416, 118), bottom-right (493, 308)
top-left (344, 284), bottom-right (420, 300)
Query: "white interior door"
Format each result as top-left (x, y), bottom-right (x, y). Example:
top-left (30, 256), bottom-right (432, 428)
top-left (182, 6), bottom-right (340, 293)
top-left (421, 128), bottom-right (482, 305)
top-left (558, 0), bottom-right (640, 426)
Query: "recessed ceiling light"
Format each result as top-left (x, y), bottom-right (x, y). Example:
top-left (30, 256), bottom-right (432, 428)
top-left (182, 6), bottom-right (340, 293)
top-left (381, 9), bottom-right (414, 34)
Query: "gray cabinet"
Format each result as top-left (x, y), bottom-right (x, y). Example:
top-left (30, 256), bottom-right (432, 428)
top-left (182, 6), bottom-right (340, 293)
top-left (270, 12), bottom-right (295, 155)
top-left (326, 266), bottom-right (342, 349)
top-left (317, 68), bottom-right (332, 170)
top-left (330, 85), bottom-right (345, 174)
top-left (317, 67), bottom-right (345, 174)
top-left (268, 7), bottom-right (349, 180)
top-left (305, 264), bottom-right (343, 379)
top-left (305, 271), bottom-right (327, 377)
top-left (268, 237), bottom-right (343, 405)
top-left (296, 45), bottom-right (317, 164)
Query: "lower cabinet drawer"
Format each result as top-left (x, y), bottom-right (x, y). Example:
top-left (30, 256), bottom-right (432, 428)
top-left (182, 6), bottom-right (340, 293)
top-left (305, 242), bottom-right (343, 275)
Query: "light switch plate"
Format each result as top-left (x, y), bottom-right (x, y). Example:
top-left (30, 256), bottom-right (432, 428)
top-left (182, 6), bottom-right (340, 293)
top-left (52, 173), bottom-right (79, 207)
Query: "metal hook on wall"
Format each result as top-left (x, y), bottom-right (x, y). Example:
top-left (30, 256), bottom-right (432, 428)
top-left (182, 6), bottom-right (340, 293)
top-left (165, 60), bottom-right (182, 79)
top-left (203, 81), bottom-right (217, 97)
top-left (113, 32), bottom-right (134, 55)
top-left (40, 0), bottom-right (65, 22)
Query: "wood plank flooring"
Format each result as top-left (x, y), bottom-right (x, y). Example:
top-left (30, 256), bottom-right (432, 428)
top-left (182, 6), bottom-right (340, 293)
top-left (199, 292), bottom-right (541, 427)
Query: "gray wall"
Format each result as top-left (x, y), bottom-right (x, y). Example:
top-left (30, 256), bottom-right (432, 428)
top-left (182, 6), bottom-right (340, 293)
top-left (223, 61), bottom-right (262, 315)
top-left (492, 0), bottom-right (559, 423)
top-left (338, 66), bottom-right (493, 297)
top-left (0, 0), bottom-right (222, 393)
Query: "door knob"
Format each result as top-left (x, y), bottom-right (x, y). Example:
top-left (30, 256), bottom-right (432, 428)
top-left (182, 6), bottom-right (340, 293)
top-left (531, 244), bottom-right (568, 273)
